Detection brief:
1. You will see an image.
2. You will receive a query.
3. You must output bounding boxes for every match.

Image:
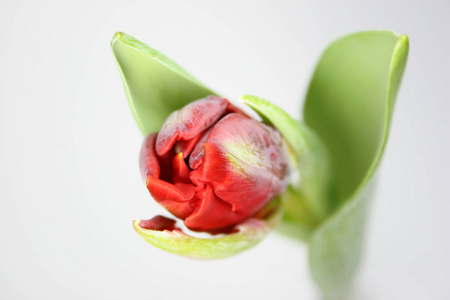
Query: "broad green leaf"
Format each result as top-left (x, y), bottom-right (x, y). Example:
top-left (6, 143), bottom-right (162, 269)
top-left (132, 199), bottom-right (282, 259)
top-left (304, 31), bottom-right (409, 297)
top-left (240, 95), bottom-right (332, 238)
top-left (111, 32), bottom-right (216, 135)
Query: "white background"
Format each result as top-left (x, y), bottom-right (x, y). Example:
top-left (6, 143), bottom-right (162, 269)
top-left (1, 0), bottom-right (449, 299)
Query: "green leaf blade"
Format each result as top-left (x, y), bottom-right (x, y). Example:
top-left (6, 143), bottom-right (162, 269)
top-left (305, 31), bottom-right (409, 296)
top-left (111, 32), bottom-right (216, 135)
top-left (133, 204), bottom-right (282, 259)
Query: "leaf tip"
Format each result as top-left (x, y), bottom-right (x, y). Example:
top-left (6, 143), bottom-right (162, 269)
top-left (400, 34), bottom-right (409, 44)
top-left (132, 219), bottom-right (141, 231)
top-left (397, 34), bottom-right (409, 53)
top-left (390, 33), bottom-right (410, 77)
top-left (111, 31), bottom-right (124, 48)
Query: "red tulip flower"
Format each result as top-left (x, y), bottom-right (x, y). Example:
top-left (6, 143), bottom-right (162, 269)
top-left (113, 30), bottom-right (409, 290)
top-left (139, 96), bottom-right (290, 233)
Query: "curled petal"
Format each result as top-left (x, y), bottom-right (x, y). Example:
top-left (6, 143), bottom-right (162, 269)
top-left (139, 215), bottom-right (179, 231)
top-left (146, 177), bottom-right (194, 219)
top-left (188, 127), bottom-right (212, 169)
top-left (172, 152), bottom-right (191, 184)
top-left (184, 185), bottom-right (240, 232)
top-left (190, 114), bottom-right (289, 219)
top-left (174, 131), bottom-right (205, 159)
top-left (140, 135), bottom-right (196, 219)
top-left (155, 96), bottom-right (228, 156)
top-left (209, 113), bottom-right (288, 181)
top-left (139, 133), bottom-right (160, 180)
top-left (190, 143), bottom-right (268, 229)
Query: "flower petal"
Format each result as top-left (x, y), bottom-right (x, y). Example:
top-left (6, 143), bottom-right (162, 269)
top-left (189, 141), bottom-right (286, 232)
top-left (189, 114), bottom-right (289, 216)
top-left (188, 127), bottom-right (212, 169)
top-left (140, 134), bottom-right (196, 219)
top-left (184, 185), bottom-right (242, 232)
top-left (146, 177), bottom-right (194, 219)
top-left (139, 133), bottom-right (161, 181)
top-left (155, 96), bottom-right (228, 156)
top-left (174, 131), bottom-right (205, 159)
top-left (172, 152), bottom-right (191, 184)
top-left (209, 113), bottom-right (289, 181)
top-left (139, 215), bottom-right (179, 231)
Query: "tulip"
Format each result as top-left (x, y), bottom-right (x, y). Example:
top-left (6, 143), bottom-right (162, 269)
top-left (139, 95), bottom-right (290, 233)
top-left (113, 31), bottom-right (409, 292)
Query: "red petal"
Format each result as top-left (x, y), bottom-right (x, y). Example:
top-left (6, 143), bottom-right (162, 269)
top-left (172, 152), bottom-right (191, 184)
top-left (155, 96), bottom-right (228, 156)
top-left (207, 113), bottom-right (289, 185)
top-left (190, 143), bottom-right (271, 217)
top-left (184, 185), bottom-right (245, 232)
top-left (139, 215), bottom-right (179, 231)
top-left (146, 177), bottom-right (194, 219)
top-left (139, 134), bottom-right (160, 181)
top-left (146, 177), bottom-right (194, 203)
top-left (190, 113), bottom-right (289, 220)
top-left (188, 127), bottom-right (212, 169)
top-left (141, 138), bottom-right (196, 220)
top-left (173, 129), bottom-right (205, 158)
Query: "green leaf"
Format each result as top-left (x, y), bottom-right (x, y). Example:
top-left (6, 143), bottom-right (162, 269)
top-left (111, 32), bottom-right (216, 135)
top-left (304, 31), bottom-right (409, 297)
top-left (240, 95), bottom-right (332, 237)
top-left (132, 199), bottom-right (282, 259)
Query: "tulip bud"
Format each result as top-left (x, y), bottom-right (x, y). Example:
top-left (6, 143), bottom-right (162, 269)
top-left (139, 95), bottom-right (290, 233)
